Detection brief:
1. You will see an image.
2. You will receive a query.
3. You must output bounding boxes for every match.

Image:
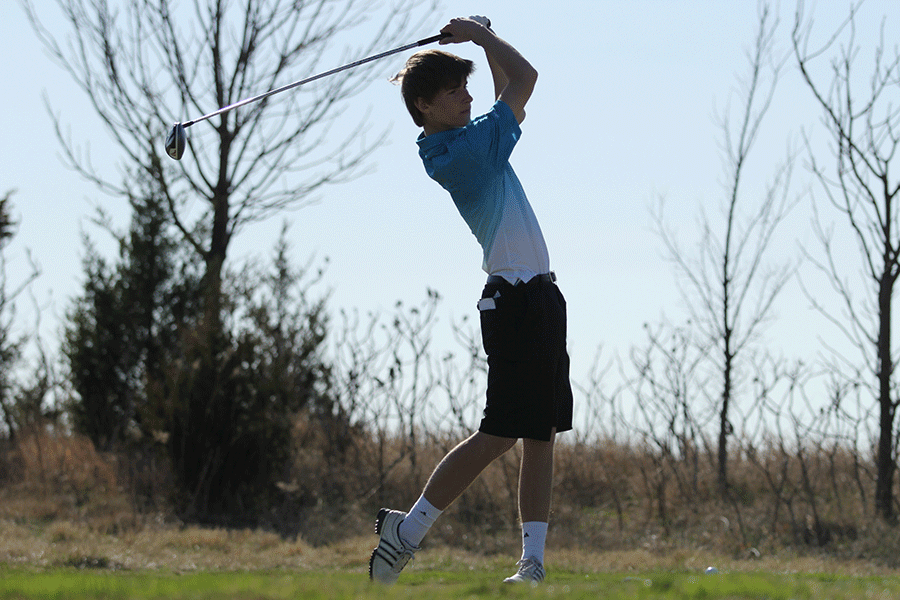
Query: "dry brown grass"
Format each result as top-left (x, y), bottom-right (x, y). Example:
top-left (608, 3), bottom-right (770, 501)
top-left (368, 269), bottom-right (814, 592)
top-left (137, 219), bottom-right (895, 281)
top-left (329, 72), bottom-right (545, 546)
top-left (2, 426), bottom-right (900, 575)
top-left (2, 517), bottom-right (896, 578)
top-left (0, 517), bottom-right (339, 571)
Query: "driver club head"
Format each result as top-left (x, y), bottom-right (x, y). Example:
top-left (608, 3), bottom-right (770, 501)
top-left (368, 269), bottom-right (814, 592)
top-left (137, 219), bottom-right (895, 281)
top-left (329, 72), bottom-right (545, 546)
top-left (165, 123), bottom-right (186, 160)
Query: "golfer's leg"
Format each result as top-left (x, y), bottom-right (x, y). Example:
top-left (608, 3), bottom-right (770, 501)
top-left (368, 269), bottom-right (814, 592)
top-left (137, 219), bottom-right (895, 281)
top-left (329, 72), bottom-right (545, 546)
top-left (422, 431), bottom-right (517, 510)
top-left (518, 429), bottom-right (556, 522)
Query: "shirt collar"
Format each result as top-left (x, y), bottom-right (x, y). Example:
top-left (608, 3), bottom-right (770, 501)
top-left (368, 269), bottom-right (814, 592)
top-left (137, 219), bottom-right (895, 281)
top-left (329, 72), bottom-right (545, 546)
top-left (417, 126), bottom-right (461, 148)
top-left (416, 127), bottom-right (464, 160)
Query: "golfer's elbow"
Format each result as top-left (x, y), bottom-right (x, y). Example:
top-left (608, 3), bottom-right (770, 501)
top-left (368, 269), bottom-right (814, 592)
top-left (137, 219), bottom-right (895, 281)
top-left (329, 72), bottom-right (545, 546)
top-left (522, 64), bottom-right (538, 93)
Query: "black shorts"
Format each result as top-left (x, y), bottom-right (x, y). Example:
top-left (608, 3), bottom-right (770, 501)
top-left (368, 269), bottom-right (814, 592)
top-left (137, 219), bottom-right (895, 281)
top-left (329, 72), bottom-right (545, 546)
top-left (477, 274), bottom-right (573, 441)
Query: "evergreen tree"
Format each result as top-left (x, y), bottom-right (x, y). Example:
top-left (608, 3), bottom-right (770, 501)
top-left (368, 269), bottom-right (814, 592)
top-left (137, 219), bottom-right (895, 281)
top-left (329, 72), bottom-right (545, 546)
top-left (64, 188), bottom-right (201, 451)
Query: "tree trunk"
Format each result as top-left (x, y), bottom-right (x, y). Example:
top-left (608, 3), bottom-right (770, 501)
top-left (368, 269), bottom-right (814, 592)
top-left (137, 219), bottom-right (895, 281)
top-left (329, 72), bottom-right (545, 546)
top-left (719, 341), bottom-right (733, 496)
top-left (202, 175), bottom-right (231, 340)
top-left (875, 269), bottom-right (896, 522)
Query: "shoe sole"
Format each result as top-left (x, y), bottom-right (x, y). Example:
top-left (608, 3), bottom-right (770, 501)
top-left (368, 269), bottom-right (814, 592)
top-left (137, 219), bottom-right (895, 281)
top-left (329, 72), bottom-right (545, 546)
top-left (369, 508), bottom-right (390, 581)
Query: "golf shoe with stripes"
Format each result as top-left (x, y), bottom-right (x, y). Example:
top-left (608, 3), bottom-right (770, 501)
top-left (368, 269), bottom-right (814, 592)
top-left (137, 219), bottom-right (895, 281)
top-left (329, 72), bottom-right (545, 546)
top-left (368, 508), bottom-right (418, 585)
top-left (503, 556), bottom-right (545, 584)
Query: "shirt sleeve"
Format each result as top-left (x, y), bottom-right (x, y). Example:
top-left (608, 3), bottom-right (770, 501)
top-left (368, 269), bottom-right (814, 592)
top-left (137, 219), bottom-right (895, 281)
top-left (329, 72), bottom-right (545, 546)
top-left (464, 100), bottom-right (522, 168)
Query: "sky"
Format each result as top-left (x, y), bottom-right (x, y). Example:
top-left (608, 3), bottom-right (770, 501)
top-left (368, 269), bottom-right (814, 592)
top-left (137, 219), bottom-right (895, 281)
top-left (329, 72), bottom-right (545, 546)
top-left (1, 0), bottom-right (894, 417)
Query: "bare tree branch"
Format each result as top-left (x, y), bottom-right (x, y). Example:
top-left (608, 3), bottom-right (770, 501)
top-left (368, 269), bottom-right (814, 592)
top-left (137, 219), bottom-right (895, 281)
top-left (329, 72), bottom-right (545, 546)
top-left (21, 0), bottom-right (439, 329)
top-left (652, 2), bottom-right (800, 495)
top-left (793, 0), bottom-right (900, 520)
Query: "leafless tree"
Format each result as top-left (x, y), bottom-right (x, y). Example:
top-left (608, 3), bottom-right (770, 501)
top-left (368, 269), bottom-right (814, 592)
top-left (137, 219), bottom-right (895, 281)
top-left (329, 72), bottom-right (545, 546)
top-left (329, 290), bottom-right (442, 499)
top-left (0, 191), bottom-right (41, 439)
top-left (21, 0), bottom-right (438, 335)
top-left (626, 322), bottom-right (712, 530)
top-left (793, 0), bottom-right (900, 521)
top-left (652, 3), bottom-right (800, 496)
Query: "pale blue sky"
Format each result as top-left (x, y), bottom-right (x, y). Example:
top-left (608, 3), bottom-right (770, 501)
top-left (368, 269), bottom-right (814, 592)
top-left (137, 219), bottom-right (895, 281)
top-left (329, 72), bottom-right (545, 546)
top-left (1, 1), bottom-right (892, 403)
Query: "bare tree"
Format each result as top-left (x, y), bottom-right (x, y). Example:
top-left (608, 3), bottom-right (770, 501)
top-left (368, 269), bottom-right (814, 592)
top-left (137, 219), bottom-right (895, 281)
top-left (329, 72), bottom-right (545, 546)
top-left (0, 191), bottom-right (41, 439)
top-left (652, 3), bottom-right (799, 496)
top-left (793, 0), bottom-right (900, 521)
top-left (20, 0), bottom-right (439, 522)
top-left (21, 0), bottom-right (438, 334)
top-left (628, 322), bottom-right (711, 527)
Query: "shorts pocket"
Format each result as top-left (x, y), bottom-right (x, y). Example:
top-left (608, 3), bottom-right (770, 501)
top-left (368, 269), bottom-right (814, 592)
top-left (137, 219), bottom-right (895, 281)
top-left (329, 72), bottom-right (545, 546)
top-left (479, 285), bottom-right (526, 359)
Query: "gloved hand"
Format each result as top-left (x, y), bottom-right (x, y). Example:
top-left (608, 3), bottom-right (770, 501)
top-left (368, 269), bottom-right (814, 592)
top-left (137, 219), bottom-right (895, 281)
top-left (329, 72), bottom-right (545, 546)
top-left (468, 15), bottom-right (492, 30)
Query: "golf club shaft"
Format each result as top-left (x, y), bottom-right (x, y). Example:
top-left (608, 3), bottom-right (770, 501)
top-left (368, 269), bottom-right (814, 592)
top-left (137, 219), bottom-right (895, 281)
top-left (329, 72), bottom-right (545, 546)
top-left (182, 32), bottom-right (448, 129)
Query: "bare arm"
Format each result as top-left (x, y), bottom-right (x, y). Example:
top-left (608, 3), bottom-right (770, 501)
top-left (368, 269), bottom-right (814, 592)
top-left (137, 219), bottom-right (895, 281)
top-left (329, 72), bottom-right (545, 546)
top-left (487, 51), bottom-right (508, 102)
top-left (439, 18), bottom-right (537, 123)
top-left (468, 17), bottom-right (508, 101)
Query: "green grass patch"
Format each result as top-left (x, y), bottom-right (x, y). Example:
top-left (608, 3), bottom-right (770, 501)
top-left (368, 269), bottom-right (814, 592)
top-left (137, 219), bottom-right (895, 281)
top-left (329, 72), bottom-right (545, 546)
top-left (2, 567), bottom-right (900, 599)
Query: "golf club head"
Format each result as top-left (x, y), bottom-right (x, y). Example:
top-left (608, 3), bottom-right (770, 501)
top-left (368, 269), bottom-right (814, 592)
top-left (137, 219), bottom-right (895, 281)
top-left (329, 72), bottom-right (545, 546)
top-left (165, 123), bottom-right (186, 160)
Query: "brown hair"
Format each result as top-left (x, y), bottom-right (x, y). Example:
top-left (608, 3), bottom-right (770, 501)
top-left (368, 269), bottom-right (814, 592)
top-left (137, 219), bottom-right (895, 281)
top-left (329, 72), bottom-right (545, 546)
top-left (392, 50), bottom-right (475, 127)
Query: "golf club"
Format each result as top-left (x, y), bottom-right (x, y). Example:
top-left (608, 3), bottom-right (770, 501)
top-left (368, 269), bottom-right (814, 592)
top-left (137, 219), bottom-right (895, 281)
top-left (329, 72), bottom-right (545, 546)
top-left (165, 30), bottom-right (457, 160)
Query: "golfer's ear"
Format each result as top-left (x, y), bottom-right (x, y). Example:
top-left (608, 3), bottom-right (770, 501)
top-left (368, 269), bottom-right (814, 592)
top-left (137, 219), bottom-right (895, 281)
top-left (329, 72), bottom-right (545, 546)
top-left (414, 97), bottom-right (429, 115)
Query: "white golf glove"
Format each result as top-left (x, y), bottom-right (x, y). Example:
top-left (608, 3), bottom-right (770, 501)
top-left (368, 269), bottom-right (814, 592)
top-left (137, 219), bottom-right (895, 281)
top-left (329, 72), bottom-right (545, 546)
top-left (468, 15), bottom-right (492, 30)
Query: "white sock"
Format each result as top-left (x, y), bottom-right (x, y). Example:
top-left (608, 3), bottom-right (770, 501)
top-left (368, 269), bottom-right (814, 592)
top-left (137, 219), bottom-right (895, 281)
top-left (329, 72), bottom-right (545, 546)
top-left (521, 521), bottom-right (548, 564)
top-left (398, 495), bottom-right (442, 548)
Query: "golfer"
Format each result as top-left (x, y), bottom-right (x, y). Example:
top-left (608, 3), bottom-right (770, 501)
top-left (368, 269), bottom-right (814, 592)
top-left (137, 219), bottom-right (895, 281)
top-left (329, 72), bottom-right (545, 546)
top-left (369, 16), bottom-right (573, 585)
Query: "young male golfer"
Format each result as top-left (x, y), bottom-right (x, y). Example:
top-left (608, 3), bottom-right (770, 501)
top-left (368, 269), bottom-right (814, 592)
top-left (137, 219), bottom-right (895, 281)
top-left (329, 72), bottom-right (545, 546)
top-left (369, 16), bottom-right (573, 585)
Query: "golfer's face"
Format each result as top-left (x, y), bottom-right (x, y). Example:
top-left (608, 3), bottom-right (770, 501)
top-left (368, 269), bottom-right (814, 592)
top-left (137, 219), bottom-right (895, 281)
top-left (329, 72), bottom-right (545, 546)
top-left (425, 81), bottom-right (472, 132)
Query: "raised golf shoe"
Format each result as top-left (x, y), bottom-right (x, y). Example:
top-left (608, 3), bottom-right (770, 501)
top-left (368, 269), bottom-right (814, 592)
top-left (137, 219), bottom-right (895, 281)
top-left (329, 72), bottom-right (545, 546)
top-left (503, 556), bottom-right (545, 584)
top-left (368, 508), bottom-right (418, 585)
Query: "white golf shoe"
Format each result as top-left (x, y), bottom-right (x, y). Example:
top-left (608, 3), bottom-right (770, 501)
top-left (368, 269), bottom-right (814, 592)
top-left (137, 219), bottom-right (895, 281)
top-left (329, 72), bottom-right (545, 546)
top-left (503, 556), bottom-right (545, 584)
top-left (368, 508), bottom-right (418, 585)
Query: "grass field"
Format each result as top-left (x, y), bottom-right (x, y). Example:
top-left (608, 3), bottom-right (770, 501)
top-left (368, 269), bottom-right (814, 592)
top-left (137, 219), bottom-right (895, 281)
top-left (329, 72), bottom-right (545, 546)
top-left (3, 533), bottom-right (900, 600)
top-left (4, 517), bottom-right (900, 599)
top-left (2, 566), bottom-right (900, 599)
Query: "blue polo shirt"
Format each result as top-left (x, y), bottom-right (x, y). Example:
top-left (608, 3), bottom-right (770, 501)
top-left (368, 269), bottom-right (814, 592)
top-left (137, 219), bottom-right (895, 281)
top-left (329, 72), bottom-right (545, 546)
top-left (417, 100), bottom-right (550, 283)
